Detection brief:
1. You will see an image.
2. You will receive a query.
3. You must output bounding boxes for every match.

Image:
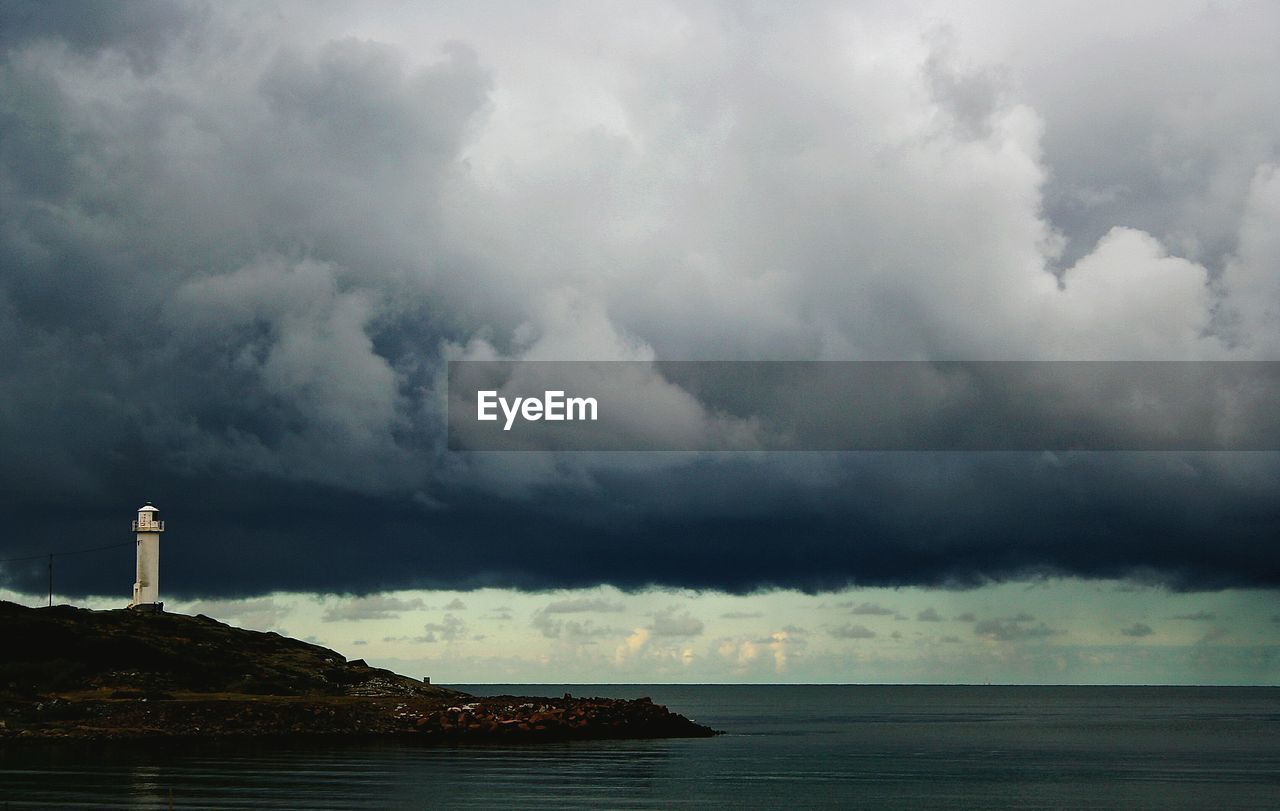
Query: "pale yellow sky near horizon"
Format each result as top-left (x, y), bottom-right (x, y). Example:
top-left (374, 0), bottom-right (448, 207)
top-left (7, 578), bottom-right (1277, 685)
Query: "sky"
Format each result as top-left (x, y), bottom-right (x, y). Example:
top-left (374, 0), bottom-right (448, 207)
top-left (1, 0), bottom-right (1278, 683)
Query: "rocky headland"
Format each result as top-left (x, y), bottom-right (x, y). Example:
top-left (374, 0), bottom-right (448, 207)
top-left (0, 601), bottom-right (718, 742)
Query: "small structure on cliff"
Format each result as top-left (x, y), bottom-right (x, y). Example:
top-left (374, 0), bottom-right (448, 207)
top-left (128, 503), bottom-right (164, 612)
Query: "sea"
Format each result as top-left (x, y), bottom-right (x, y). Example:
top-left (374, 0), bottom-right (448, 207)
top-left (2, 685), bottom-right (1277, 809)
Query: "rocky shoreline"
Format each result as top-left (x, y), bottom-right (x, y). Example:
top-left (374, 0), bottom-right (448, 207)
top-left (1, 692), bottom-right (716, 743)
top-left (413, 694), bottom-right (713, 742)
top-left (0, 601), bottom-right (719, 743)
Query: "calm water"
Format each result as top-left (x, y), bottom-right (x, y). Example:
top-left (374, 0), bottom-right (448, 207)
top-left (2, 685), bottom-right (1277, 809)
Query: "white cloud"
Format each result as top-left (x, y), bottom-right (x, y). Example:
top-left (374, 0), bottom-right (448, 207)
top-left (614, 627), bottom-right (650, 664)
top-left (1222, 164), bottom-right (1280, 353)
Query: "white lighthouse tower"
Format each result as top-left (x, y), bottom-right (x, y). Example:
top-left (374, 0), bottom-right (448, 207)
top-left (129, 503), bottom-right (164, 612)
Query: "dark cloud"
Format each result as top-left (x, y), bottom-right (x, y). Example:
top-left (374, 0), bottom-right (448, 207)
top-left (544, 620), bottom-right (619, 643)
top-left (923, 27), bottom-right (1008, 140)
top-left (650, 608), bottom-right (704, 638)
top-left (563, 620), bottom-right (617, 639)
top-left (529, 608), bottom-right (619, 642)
top-left (721, 611), bottom-right (763, 620)
top-left (1020, 7), bottom-right (1280, 275)
top-left (183, 597), bottom-right (288, 629)
top-left (848, 602), bottom-right (896, 616)
top-left (0, 0), bottom-right (197, 72)
top-left (532, 597), bottom-right (625, 639)
top-left (916, 608), bottom-right (944, 622)
top-left (954, 612), bottom-right (977, 622)
top-left (1, 4), bottom-right (1280, 602)
top-left (530, 610), bottom-right (560, 639)
top-left (6, 451), bottom-right (1280, 599)
top-left (974, 616), bottom-right (1063, 642)
top-left (322, 595), bottom-right (425, 622)
top-left (1121, 622), bottom-right (1155, 638)
top-left (542, 598), bottom-right (625, 614)
top-left (1172, 611), bottom-right (1217, 622)
top-left (829, 624), bottom-right (877, 640)
top-left (419, 613), bottom-right (466, 643)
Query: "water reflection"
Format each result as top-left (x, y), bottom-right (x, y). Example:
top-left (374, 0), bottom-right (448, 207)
top-left (3, 686), bottom-right (1278, 809)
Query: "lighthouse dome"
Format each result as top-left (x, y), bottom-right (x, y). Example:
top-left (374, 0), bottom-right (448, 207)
top-left (138, 504), bottom-right (159, 512)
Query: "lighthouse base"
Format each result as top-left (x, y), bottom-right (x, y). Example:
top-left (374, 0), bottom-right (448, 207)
top-left (128, 602), bottom-right (164, 613)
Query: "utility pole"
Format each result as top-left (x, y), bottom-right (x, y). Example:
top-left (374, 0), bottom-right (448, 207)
top-left (47, 553), bottom-right (53, 607)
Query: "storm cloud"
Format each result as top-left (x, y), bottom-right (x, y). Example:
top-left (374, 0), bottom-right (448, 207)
top-left (3, 2), bottom-right (1280, 599)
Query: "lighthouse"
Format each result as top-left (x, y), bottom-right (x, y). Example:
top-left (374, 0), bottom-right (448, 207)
top-left (129, 503), bottom-right (164, 612)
